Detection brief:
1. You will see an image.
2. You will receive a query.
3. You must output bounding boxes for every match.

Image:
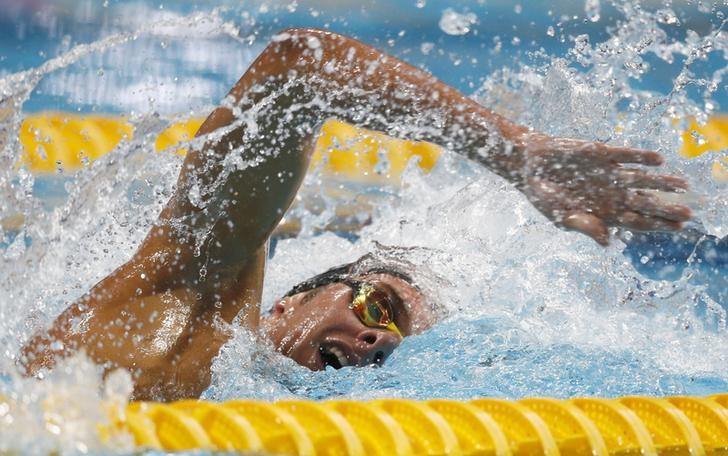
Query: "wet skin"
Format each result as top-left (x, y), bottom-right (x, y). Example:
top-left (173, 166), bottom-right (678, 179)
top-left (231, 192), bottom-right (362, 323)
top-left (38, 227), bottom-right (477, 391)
top-left (261, 273), bottom-right (436, 370)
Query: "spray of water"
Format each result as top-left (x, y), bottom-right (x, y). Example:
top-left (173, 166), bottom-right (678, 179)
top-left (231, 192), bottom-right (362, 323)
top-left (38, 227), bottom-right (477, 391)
top-left (0, 1), bottom-right (726, 452)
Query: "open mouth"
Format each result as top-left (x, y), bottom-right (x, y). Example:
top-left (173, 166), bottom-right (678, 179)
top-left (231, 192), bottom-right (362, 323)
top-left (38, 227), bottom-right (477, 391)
top-left (372, 350), bottom-right (385, 366)
top-left (319, 345), bottom-right (350, 369)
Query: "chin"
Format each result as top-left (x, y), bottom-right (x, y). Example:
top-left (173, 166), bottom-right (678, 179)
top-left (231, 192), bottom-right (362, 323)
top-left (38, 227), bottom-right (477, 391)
top-left (295, 348), bottom-right (323, 371)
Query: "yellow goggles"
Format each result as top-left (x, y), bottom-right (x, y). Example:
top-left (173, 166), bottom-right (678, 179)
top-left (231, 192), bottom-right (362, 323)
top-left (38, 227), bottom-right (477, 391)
top-left (345, 279), bottom-right (403, 339)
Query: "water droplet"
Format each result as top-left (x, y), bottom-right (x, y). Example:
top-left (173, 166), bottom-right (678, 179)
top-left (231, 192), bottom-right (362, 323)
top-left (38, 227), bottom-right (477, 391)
top-left (574, 34), bottom-right (590, 54)
top-left (656, 8), bottom-right (680, 25)
top-left (272, 32), bottom-right (291, 42)
top-left (306, 36), bottom-right (321, 49)
top-left (36, 144), bottom-right (47, 160)
top-left (584, 0), bottom-right (600, 22)
top-left (439, 8), bottom-right (478, 36)
top-left (420, 42), bottom-right (434, 55)
top-left (690, 130), bottom-right (706, 146)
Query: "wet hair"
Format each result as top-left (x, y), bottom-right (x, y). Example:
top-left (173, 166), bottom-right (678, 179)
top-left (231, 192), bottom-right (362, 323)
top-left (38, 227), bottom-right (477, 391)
top-left (282, 253), bottom-right (416, 298)
top-left (281, 242), bottom-right (450, 320)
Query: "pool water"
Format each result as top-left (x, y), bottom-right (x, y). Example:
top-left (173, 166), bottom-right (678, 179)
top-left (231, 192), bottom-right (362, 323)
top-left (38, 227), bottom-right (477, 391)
top-left (1, 0), bottom-right (727, 453)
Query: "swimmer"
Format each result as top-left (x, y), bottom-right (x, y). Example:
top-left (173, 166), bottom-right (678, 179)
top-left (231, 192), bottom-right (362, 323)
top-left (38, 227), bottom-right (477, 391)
top-left (20, 28), bottom-right (692, 401)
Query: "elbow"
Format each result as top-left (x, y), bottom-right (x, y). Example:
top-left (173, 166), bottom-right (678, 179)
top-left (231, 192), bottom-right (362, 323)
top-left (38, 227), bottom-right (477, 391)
top-left (273, 27), bottom-right (342, 42)
top-left (257, 29), bottom-right (314, 76)
top-left (269, 27), bottom-right (331, 51)
top-left (263, 27), bottom-right (352, 68)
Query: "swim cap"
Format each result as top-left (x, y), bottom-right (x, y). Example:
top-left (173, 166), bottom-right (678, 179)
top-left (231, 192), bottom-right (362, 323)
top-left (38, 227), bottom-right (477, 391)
top-left (282, 242), bottom-right (449, 321)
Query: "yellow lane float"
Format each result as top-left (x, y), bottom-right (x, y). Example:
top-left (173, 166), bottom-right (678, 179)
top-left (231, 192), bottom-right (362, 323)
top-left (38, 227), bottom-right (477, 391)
top-left (14, 112), bottom-right (728, 183)
top-left (97, 396), bottom-right (728, 454)
top-left (18, 114), bottom-right (134, 174)
top-left (16, 113), bottom-right (441, 184)
top-left (680, 116), bottom-right (728, 183)
top-left (2, 113), bottom-right (441, 234)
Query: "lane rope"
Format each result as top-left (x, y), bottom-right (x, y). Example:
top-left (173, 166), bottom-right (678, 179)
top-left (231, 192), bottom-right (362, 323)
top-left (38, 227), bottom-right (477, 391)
top-left (93, 396), bottom-right (728, 454)
top-left (14, 113), bottom-right (728, 183)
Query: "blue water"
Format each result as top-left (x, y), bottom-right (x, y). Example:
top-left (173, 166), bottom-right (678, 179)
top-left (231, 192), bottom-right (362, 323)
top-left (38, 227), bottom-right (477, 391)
top-left (2, 1), bottom-right (727, 112)
top-left (204, 317), bottom-right (728, 402)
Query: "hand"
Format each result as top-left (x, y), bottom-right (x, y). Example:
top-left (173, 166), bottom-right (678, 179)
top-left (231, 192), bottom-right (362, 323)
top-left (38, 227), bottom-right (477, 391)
top-left (518, 134), bottom-right (691, 246)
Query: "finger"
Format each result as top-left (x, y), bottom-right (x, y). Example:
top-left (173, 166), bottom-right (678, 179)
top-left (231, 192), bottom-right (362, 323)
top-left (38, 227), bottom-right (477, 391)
top-left (595, 144), bottom-right (664, 166)
top-left (617, 169), bottom-right (689, 192)
top-left (562, 211), bottom-right (610, 246)
top-left (625, 191), bottom-right (693, 221)
top-left (616, 211), bottom-right (684, 232)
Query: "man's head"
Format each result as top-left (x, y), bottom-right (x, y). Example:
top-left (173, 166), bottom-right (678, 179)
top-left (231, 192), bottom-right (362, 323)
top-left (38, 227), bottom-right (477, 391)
top-left (260, 251), bottom-right (440, 370)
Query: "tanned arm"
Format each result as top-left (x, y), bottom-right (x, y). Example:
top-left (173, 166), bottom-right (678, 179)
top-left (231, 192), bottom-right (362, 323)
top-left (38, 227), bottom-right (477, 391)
top-left (21, 28), bottom-right (690, 401)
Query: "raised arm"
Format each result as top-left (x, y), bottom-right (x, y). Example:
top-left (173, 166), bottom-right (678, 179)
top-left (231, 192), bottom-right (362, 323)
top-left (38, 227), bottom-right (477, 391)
top-left (192, 27), bottom-right (689, 248)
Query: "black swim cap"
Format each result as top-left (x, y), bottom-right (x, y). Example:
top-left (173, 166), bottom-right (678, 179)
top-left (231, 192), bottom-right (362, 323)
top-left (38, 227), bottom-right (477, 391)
top-left (282, 252), bottom-right (415, 298)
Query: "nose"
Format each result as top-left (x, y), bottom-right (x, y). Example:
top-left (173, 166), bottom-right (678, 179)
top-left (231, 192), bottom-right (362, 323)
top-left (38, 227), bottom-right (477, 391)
top-left (353, 328), bottom-right (402, 367)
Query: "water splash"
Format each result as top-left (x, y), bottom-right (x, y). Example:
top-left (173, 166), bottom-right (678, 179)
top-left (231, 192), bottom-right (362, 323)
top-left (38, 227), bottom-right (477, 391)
top-left (1, 354), bottom-right (134, 453)
top-left (438, 8), bottom-right (478, 36)
top-left (0, 1), bottom-right (727, 453)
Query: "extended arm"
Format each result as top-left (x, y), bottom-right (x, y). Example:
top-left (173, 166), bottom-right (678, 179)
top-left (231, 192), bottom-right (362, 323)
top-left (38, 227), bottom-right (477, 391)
top-left (190, 27), bottom-right (688, 247)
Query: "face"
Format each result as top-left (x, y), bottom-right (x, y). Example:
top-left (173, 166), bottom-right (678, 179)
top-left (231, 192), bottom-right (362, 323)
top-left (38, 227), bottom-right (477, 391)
top-left (260, 273), bottom-right (436, 370)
